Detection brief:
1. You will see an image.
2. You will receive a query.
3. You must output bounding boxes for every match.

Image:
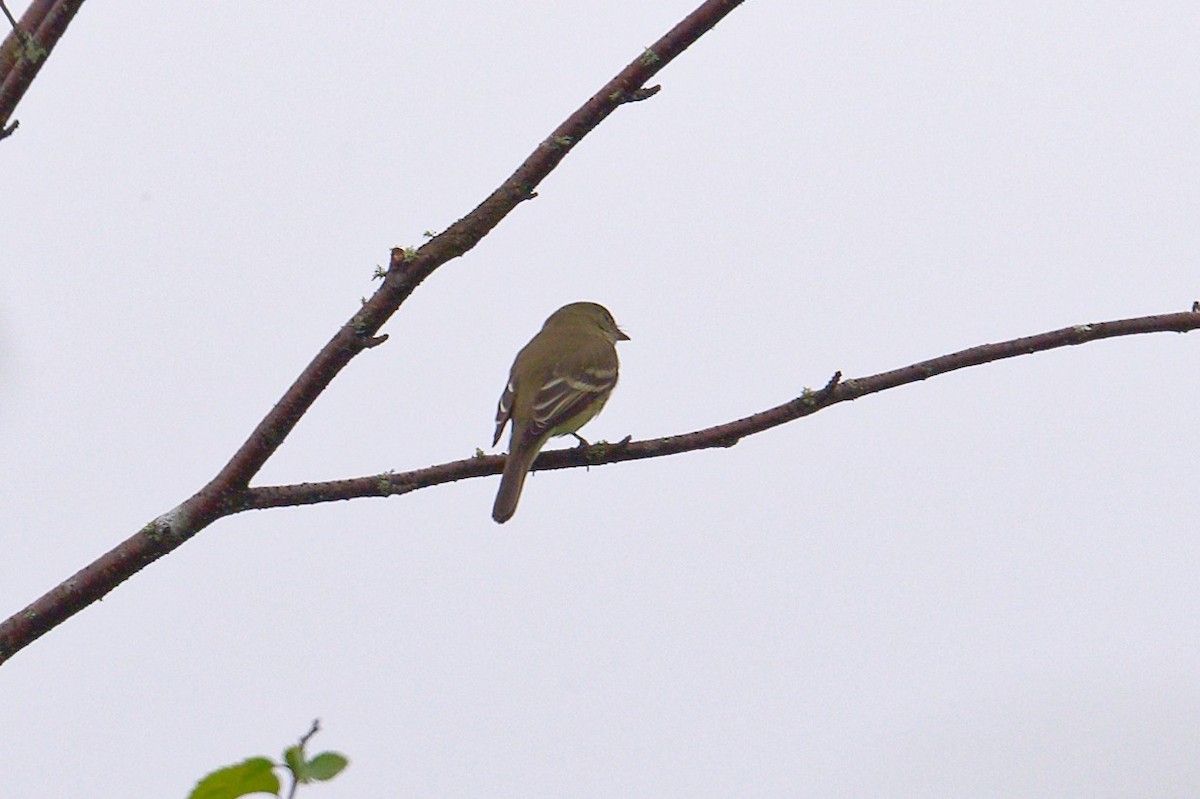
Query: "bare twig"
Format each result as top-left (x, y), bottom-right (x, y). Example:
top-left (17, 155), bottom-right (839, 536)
top-left (236, 309), bottom-right (1200, 510)
top-left (1, 0), bottom-right (20, 31)
top-left (297, 719), bottom-right (321, 748)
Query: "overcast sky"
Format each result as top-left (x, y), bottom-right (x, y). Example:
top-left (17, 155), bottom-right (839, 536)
top-left (3, 2), bottom-right (1199, 796)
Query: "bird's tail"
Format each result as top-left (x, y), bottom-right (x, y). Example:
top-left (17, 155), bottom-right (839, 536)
top-left (492, 440), bottom-right (541, 524)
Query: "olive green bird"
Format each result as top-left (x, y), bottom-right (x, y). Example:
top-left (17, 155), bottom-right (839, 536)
top-left (492, 302), bottom-right (629, 523)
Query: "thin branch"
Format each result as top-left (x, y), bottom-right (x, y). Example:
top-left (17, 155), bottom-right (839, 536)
top-left (0, 0), bottom-right (747, 666)
top-left (1, 0), bottom-right (20, 31)
top-left (297, 719), bottom-right (321, 748)
top-left (238, 309), bottom-right (1200, 510)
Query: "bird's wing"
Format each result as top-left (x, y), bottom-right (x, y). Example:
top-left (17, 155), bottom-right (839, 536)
top-left (493, 375), bottom-right (516, 447)
top-left (526, 349), bottom-right (618, 439)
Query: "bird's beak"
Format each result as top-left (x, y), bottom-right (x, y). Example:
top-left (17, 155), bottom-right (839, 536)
top-left (616, 328), bottom-right (631, 341)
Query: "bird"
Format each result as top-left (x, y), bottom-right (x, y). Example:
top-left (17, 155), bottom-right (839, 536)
top-left (491, 302), bottom-right (629, 523)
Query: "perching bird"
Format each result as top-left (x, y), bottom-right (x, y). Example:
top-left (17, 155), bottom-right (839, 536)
top-left (491, 302), bottom-right (629, 523)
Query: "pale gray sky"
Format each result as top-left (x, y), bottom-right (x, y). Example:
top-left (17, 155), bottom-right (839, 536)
top-left (3, 2), bottom-right (1199, 796)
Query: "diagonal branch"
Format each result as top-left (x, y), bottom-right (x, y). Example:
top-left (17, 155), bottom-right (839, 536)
top-left (0, 0), bottom-right (747, 666)
top-left (0, 0), bottom-right (87, 135)
top-left (238, 309), bottom-right (1200, 510)
top-left (186, 0), bottom-right (748, 533)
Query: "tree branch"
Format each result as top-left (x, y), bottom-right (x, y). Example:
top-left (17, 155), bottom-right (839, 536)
top-left (237, 309), bottom-right (1200, 510)
top-left (0, 0), bottom-right (747, 666)
top-left (0, 0), bottom-right (86, 133)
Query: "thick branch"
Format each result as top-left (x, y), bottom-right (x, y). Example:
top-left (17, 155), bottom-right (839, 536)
top-left (0, 0), bottom-right (87, 132)
top-left (238, 309), bottom-right (1200, 509)
top-left (0, 0), bottom-right (746, 666)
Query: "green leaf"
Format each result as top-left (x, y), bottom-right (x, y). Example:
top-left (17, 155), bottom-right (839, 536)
top-left (283, 745), bottom-right (304, 776)
top-left (188, 757), bottom-right (280, 799)
top-left (302, 752), bottom-right (349, 782)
